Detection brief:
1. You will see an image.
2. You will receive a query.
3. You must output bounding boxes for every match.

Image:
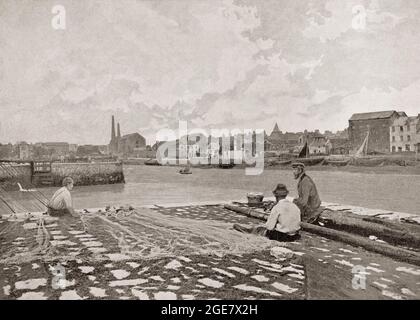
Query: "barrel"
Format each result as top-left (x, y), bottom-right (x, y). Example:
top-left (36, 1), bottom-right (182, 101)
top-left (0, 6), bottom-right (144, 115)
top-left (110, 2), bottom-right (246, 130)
top-left (247, 192), bottom-right (264, 207)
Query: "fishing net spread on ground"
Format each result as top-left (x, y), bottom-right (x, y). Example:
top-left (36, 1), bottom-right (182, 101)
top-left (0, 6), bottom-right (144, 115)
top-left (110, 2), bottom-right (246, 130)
top-left (0, 207), bottom-right (275, 264)
top-left (85, 208), bottom-right (275, 258)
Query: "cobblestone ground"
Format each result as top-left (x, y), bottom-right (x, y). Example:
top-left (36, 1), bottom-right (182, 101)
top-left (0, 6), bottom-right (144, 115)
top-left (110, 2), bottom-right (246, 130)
top-left (0, 204), bottom-right (419, 300)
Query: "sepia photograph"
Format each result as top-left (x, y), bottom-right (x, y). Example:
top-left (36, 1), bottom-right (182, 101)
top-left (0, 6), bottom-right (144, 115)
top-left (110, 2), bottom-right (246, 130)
top-left (0, 0), bottom-right (419, 308)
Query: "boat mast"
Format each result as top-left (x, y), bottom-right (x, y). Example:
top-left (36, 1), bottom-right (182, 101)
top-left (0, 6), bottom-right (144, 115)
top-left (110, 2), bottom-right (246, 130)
top-left (365, 126), bottom-right (370, 156)
top-left (355, 130), bottom-right (369, 158)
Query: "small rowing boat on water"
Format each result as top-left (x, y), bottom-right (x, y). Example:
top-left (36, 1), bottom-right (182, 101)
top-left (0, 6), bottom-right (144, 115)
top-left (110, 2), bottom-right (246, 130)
top-left (179, 167), bottom-right (192, 174)
top-left (219, 163), bottom-right (235, 169)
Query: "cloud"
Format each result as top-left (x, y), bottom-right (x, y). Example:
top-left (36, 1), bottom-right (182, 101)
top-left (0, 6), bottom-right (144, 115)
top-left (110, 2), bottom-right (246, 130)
top-left (1, 0), bottom-right (420, 145)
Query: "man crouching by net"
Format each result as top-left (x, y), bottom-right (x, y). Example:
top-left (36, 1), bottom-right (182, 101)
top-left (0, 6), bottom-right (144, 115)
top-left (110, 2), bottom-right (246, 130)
top-left (47, 177), bottom-right (80, 218)
top-left (233, 184), bottom-right (301, 242)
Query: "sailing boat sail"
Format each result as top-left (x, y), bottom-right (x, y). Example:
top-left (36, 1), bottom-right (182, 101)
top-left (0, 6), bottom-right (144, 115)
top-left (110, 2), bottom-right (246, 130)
top-left (355, 131), bottom-right (369, 158)
top-left (298, 141), bottom-right (309, 158)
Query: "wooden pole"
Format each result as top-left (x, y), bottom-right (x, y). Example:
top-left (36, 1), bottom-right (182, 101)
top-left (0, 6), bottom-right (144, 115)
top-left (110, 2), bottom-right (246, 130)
top-left (224, 204), bottom-right (420, 266)
top-left (320, 210), bottom-right (420, 247)
top-left (301, 222), bottom-right (420, 266)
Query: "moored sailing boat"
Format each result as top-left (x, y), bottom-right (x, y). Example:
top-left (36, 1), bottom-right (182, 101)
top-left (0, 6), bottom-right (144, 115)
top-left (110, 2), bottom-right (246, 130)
top-left (295, 142), bottom-right (325, 166)
top-left (354, 130), bottom-right (370, 158)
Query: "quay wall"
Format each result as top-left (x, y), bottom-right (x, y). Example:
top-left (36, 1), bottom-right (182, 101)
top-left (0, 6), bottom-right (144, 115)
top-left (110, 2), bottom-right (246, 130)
top-left (49, 162), bottom-right (125, 187)
top-left (0, 162), bottom-right (124, 190)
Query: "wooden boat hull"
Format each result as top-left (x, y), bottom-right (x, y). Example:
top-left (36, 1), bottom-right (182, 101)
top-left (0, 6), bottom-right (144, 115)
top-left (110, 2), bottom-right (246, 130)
top-left (179, 171), bottom-right (192, 174)
top-left (325, 160), bottom-right (350, 166)
top-left (144, 159), bottom-right (161, 166)
top-left (297, 157), bottom-right (325, 166)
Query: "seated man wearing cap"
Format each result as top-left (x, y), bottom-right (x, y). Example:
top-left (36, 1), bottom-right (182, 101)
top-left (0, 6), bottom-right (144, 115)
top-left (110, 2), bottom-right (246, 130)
top-left (233, 184), bottom-right (301, 242)
top-left (291, 162), bottom-right (322, 223)
top-left (47, 176), bottom-right (79, 218)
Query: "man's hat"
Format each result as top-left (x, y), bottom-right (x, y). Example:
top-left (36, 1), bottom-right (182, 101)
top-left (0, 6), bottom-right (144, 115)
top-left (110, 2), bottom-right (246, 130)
top-left (62, 176), bottom-right (74, 186)
top-left (272, 183), bottom-right (289, 196)
top-left (291, 162), bottom-right (305, 169)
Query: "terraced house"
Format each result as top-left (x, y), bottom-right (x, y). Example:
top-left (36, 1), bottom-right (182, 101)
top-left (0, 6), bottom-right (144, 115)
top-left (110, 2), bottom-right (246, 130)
top-left (390, 114), bottom-right (420, 153)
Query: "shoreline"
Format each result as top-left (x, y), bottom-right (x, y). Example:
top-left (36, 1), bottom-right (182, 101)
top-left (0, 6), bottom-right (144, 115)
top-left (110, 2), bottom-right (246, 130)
top-left (137, 162), bottom-right (420, 175)
top-left (264, 164), bottom-right (420, 175)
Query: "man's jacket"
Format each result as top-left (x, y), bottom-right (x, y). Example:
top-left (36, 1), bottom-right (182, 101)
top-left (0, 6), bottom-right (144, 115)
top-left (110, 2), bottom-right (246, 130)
top-left (293, 173), bottom-right (322, 223)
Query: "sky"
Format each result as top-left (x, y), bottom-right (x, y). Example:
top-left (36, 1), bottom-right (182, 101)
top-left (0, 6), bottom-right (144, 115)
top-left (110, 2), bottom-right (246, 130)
top-left (1, 0), bottom-right (420, 145)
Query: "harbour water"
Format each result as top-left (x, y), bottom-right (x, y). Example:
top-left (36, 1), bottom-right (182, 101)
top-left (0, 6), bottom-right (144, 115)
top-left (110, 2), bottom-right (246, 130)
top-left (2, 165), bottom-right (419, 215)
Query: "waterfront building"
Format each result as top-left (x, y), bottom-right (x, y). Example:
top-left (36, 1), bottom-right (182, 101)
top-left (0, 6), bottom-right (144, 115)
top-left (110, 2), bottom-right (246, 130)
top-left (265, 124), bottom-right (349, 155)
top-left (29, 142), bottom-right (72, 160)
top-left (69, 144), bottom-right (78, 153)
top-left (295, 130), bottom-right (328, 155)
top-left (119, 133), bottom-right (146, 156)
top-left (0, 143), bottom-right (13, 159)
top-left (16, 141), bottom-right (31, 160)
top-left (325, 138), bottom-right (351, 155)
top-left (77, 145), bottom-right (102, 156)
top-left (348, 110), bottom-right (407, 154)
top-left (40, 142), bottom-right (70, 156)
top-left (390, 114), bottom-right (420, 153)
top-left (108, 115), bottom-right (146, 157)
top-left (308, 132), bottom-right (328, 154)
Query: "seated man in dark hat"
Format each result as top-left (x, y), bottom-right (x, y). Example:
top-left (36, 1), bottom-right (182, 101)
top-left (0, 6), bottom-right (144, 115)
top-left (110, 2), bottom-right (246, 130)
top-left (291, 162), bottom-right (322, 223)
top-left (233, 184), bottom-right (301, 242)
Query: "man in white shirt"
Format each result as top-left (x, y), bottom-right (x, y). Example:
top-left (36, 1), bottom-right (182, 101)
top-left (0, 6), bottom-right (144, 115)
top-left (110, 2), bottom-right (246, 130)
top-left (47, 177), bottom-right (79, 217)
top-left (233, 184), bottom-right (301, 242)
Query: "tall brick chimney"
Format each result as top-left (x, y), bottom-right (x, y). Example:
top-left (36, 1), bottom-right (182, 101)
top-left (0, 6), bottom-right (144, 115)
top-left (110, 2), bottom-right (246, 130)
top-left (111, 115), bottom-right (116, 141)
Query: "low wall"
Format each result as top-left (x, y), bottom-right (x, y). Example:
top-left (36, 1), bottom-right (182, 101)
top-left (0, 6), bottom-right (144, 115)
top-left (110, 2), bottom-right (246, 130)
top-left (49, 162), bottom-right (125, 186)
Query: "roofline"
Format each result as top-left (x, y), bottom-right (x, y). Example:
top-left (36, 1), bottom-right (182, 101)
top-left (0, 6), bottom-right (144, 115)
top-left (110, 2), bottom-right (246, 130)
top-left (349, 110), bottom-right (400, 121)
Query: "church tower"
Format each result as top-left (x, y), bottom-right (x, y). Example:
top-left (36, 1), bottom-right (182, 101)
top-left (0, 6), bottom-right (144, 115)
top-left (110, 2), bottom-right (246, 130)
top-left (272, 123), bottom-right (280, 135)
